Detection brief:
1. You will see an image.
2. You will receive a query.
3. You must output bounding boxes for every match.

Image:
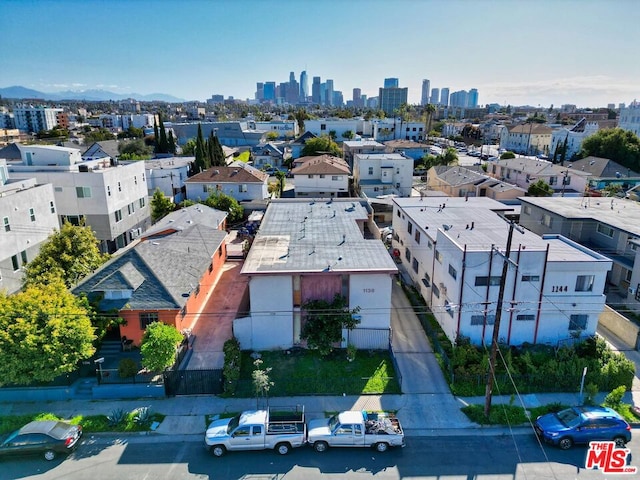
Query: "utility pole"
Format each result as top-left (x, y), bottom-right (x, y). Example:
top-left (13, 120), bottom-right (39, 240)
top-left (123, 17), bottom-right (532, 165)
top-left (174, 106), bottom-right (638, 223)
top-left (484, 220), bottom-right (520, 418)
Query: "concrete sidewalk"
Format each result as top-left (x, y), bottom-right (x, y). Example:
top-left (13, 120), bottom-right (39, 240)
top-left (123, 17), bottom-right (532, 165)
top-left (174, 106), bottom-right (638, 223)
top-left (0, 390), bottom-right (604, 438)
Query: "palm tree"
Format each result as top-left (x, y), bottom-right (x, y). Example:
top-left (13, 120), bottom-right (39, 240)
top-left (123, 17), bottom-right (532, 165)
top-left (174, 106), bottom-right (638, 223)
top-left (424, 104), bottom-right (436, 143)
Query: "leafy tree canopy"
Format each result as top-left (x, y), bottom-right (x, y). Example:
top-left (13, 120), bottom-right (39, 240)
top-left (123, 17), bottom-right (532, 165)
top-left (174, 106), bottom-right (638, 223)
top-left (118, 138), bottom-right (153, 160)
top-left (0, 278), bottom-right (95, 386)
top-left (301, 135), bottom-right (341, 157)
top-left (301, 294), bottom-right (360, 356)
top-left (527, 179), bottom-right (554, 197)
top-left (500, 151), bottom-right (516, 159)
top-left (266, 131), bottom-right (279, 141)
top-left (151, 188), bottom-right (175, 222)
top-left (23, 222), bottom-right (109, 289)
top-left (439, 147), bottom-right (458, 166)
top-left (203, 191), bottom-right (243, 223)
top-left (579, 128), bottom-right (640, 172)
top-left (84, 128), bottom-right (116, 143)
top-left (140, 321), bottom-right (184, 372)
top-left (180, 138), bottom-right (197, 156)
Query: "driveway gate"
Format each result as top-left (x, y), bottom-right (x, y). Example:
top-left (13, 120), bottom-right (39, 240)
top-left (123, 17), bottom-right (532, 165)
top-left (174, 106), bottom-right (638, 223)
top-left (163, 369), bottom-right (224, 396)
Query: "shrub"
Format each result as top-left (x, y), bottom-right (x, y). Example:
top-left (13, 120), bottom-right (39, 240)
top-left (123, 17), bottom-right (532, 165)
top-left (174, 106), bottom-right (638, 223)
top-left (223, 338), bottom-right (241, 395)
top-left (107, 408), bottom-right (127, 427)
top-left (132, 407), bottom-right (151, 426)
top-left (603, 385), bottom-right (626, 411)
top-left (118, 358), bottom-right (139, 378)
top-left (584, 383), bottom-right (599, 405)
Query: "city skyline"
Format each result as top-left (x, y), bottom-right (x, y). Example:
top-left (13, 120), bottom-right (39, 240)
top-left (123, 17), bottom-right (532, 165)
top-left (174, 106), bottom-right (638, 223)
top-left (1, 0), bottom-right (638, 108)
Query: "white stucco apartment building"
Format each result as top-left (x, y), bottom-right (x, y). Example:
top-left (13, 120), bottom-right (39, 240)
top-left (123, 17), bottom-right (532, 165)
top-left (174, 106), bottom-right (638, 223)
top-left (391, 197), bottom-right (612, 346)
top-left (236, 198), bottom-right (398, 350)
top-left (8, 145), bottom-right (150, 253)
top-left (353, 153), bottom-right (414, 198)
top-left (0, 160), bottom-right (59, 293)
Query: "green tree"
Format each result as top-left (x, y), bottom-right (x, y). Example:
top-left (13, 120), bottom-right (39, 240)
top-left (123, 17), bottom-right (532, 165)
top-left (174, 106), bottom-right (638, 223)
top-left (424, 104), bottom-right (436, 142)
top-left (342, 130), bottom-right (355, 140)
top-left (181, 138), bottom-right (197, 156)
top-left (527, 179), bottom-right (554, 197)
top-left (84, 128), bottom-right (116, 144)
top-left (579, 128), bottom-right (640, 171)
top-left (439, 147), bottom-right (458, 166)
top-left (118, 138), bottom-right (153, 159)
top-left (194, 123), bottom-right (208, 173)
top-left (140, 321), bottom-right (184, 372)
top-left (168, 130), bottom-right (177, 154)
top-left (252, 358), bottom-right (274, 408)
top-left (500, 151), bottom-right (516, 159)
top-left (0, 278), bottom-right (96, 386)
top-left (266, 131), bottom-right (279, 141)
top-left (275, 170), bottom-right (286, 197)
top-left (211, 134), bottom-right (226, 167)
top-left (294, 108), bottom-right (307, 132)
top-left (151, 188), bottom-right (174, 222)
top-left (23, 222), bottom-right (109, 289)
top-left (301, 294), bottom-right (360, 356)
top-left (157, 114), bottom-right (169, 154)
top-left (301, 135), bottom-right (341, 157)
top-left (203, 191), bottom-right (243, 223)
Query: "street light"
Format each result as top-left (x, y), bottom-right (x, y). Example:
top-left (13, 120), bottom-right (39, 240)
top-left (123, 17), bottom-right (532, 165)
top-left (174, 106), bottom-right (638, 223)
top-left (484, 220), bottom-right (525, 418)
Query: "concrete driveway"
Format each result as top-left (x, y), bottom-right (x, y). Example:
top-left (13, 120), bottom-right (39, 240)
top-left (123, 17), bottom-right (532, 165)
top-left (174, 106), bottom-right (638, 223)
top-left (184, 261), bottom-right (248, 370)
top-left (390, 280), bottom-right (451, 394)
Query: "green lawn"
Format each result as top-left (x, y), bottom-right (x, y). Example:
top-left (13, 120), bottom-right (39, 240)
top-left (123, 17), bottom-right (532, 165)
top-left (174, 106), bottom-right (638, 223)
top-left (232, 348), bottom-right (400, 397)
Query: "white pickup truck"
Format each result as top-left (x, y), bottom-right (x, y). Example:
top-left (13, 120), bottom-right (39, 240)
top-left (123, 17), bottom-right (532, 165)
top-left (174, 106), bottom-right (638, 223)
top-left (307, 410), bottom-right (405, 452)
top-left (205, 407), bottom-right (306, 457)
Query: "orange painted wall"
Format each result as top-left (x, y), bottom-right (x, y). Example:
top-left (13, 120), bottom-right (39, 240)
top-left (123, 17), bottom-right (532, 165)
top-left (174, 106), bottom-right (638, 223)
top-left (117, 241), bottom-right (227, 346)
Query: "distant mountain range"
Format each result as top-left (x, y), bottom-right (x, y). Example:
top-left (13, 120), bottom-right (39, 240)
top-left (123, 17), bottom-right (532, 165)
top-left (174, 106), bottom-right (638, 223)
top-left (0, 85), bottom-right (186, 103)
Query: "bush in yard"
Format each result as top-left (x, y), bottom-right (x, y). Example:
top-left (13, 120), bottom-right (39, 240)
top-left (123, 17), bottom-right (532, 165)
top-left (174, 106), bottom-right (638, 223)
top-left (118, 358), bottom-right (139, 378)
top-left (603, 385), bottom-right (626, 411)
top-left (140, 322), bottom-right (184, 372)
top-left (301, 294), bottom-right (360, 356)
top-left (107, 408), bottom-right (127, 427)
top-left (223, 338), bottom-right (241, 395)
top-left (132, 407), bottom-right (152, 426)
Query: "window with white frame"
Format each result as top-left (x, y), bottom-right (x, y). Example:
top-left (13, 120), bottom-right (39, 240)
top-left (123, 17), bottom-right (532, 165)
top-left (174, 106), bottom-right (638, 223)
top-left (435, 249), bottom-right (442, 263)
top-left (239, 184), bottom-right (247, 192)
top-left (50, 201), bottom-right (55, 214)
top-left (542, 213), bottom-right (553, 227)
top-left (29, 208), bottom-right (35, 222)
top-left (596, 223), bottom-right (614, 238)
top-left (448, 264), bottom-right (457, 280)
top-left (114, 209), bottom-right (122, 222)
top-left (139, 197), bottom-right (146, 208)
top-left (575, 275), bottom-right (594, 292)
top-left (3, 216), bottom-right (10, 232)
top-left (407, 221), bottom-right (413, 234)
top-left (139, 312), bottom-right (159, 329)
top-left (368, 167), bottom-right (373, 175)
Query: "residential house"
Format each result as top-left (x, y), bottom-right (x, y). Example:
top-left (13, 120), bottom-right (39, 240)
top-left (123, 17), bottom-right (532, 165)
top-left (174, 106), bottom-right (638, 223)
top-left (8, 144), bottom-right (150, 254)
top-left (441, 122), bottom-right (466, 139)
top-left (0, 160), bottom-right (59, 293)
top-left (342, 139), bottom-right (385, 168)
top-left (425, 165), bottom-right (527, 201)
top-left (82, 140), bottom-right (121, 161)
top-left (185, 161), bottom-right (269, 203)
top-left (304, 119), bottom-right (360, 141)
top-left (291, 154), bottom-right (350, 198)
top-left (251, 142), bottom-right (291, 170)
top-left (384, 139), bottom-right (429, 161)
top-left (392, 197), bottom-right (612, 346)
top-left (253, 120), bottom-right (299, 139)
top-left (73, 204), bottom-right (228, 346)
top-left (549, 118), bottom-right (615, 161)
top-left (487, 157), bottom-right (591, 195)
top-left (289, 131), bottom-right (317, 159)
top-left (372, 119), bottom-right (425, 142)
top-left (143, 156), bottom-right (194, 203)
top-left (569, 156), bottom-right (640, 193)
top-left (519, 196), bottom-right (640, 312)
top-left (353, 153), bottom-right (413, 198)
top-left (236, 198), bottom-right (398, 350)
top-left (499, 123), bottom-right (553, 156)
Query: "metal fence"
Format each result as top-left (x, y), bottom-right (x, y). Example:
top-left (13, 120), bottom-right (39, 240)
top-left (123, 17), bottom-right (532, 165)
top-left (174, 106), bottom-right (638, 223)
top-left (96, 368), bottom-right (162, 385)
top-left (346, 327), bottom-right (391, 350)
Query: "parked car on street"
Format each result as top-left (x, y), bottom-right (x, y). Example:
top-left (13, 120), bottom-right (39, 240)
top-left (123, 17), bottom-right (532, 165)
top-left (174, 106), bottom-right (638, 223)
top-left (534, 406), bottom-right (631, 450)
top-left (307, 411), bottom-right (405, 452)
top-left (205, 407), bottom-right (306, 456)
top-left (0, 421), bottom-right (83, 461)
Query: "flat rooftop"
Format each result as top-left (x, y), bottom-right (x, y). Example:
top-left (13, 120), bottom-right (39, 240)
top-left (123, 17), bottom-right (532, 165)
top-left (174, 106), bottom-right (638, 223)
top-left (242, 199), bottom-right (398, 275)
top-left (394, 197), bottom-right (609, 263)
top-left (520, 196), bottom-right (640, 237)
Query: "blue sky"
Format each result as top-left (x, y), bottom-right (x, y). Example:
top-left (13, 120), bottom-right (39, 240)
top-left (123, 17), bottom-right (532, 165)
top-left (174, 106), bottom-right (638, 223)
top-left (1, 0), bottom-right (638, 107)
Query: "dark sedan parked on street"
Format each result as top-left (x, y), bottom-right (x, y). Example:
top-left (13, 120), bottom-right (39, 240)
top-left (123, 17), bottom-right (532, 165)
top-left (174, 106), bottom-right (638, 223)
top-left (535, 406), bottom-right (631, 450)
top-left (0, 420), bottom-right (82, 461)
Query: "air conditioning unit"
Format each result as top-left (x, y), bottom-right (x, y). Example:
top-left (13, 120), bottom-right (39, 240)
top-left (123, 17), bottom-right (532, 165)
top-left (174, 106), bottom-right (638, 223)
top-left (129, 228), bottom-right (142, 240)
top-left (629, 287), bottom-right (636, 295)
